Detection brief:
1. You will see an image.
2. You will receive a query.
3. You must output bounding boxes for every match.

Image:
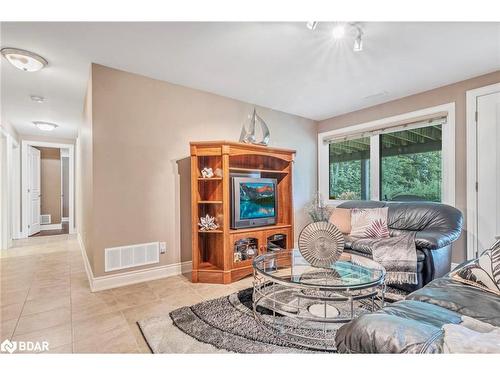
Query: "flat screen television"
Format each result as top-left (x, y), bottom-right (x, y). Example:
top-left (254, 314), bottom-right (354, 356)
top-left (231, 176), bottom-right (277, 229)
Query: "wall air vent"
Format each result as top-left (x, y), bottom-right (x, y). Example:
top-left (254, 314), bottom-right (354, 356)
top-left (104, 242), bottom-right (160, 272)
top-left (40, 214), bottom-right (51, 225)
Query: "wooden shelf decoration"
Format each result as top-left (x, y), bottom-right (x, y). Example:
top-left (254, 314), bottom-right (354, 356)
top-left (190, 141), bottom-right (296, 284)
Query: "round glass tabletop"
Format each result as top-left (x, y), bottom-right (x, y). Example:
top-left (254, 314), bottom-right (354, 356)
top-left (253, 248), bottom-right (385, 290)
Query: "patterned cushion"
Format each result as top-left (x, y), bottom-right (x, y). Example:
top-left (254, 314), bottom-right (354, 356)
top-left (350, 207), bottom-right (390, 238)
top-left (449, 243), bottom-right (500, 296)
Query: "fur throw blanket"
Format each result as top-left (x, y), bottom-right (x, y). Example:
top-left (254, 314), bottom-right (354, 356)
top-left (349, 232), bottom-right (418, 285)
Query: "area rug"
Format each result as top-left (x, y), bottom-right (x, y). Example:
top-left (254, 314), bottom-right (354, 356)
top-left (138, 286), bottom-right (407, 354)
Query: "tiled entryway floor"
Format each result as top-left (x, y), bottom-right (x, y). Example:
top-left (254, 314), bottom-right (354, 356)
top-left (0, 235), bottom-right (252, 353)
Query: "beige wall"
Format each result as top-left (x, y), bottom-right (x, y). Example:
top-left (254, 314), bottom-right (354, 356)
top-left (37, 147), bottom-right (61, 224)
top-left (83, 64), bottom-right (317, 277)
top-left (318, 70), bottom-right (500, 263)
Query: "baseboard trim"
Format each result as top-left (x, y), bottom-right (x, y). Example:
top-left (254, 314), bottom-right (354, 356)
top-left (41, 223), bottom-right (62, 231)
top-left (77, 233), bottom-right (192, 292)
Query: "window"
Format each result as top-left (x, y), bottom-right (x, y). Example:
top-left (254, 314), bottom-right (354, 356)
top-left (329, 136), bottom-right (370, 200)
top-left (380, 126), bottom-right (442, 202)
top-left (320, 104), bottom-right (454, 205)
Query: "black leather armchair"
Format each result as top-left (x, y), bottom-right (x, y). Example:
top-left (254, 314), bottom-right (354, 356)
top-left (337, 201), bottom-right (463, 292)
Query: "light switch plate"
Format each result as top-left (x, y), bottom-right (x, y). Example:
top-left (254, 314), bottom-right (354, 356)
top-left (159, 242), bottom-right (167, 254)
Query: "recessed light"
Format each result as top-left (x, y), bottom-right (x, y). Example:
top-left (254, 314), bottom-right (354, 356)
top-left (332, 24), bottom-right (346, 39)
top-left (33, 121), bottom-right (58, 131)
top-left (306, 22), bottom-right (318, 31)
top-left (1, 48), bottom-right (48, 72)
top-left (30, 95), bottom-right (45, 103)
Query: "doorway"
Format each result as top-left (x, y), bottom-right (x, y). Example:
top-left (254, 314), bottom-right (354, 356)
top-left (21, 141), bottom-right (75, 238)
top-left (466, 83), bottom-right (500, 258)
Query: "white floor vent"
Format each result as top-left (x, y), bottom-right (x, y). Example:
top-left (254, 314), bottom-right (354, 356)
top-left (40, 214), bottom-right (51, 225)
top-left (105, 242), bottom-right (160, 272)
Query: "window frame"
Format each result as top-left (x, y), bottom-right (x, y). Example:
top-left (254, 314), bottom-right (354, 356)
top-left (318, 103), bottom-right (455, 206)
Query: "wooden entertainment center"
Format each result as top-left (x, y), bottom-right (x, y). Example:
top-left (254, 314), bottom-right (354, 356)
top-left (190, 141), bottom-right (296, 284)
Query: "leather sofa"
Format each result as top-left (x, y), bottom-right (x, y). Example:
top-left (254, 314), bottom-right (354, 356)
top-left (335, 262), bottom-right (500, 353)
top-left (337, 200), bottom-right (463, 292)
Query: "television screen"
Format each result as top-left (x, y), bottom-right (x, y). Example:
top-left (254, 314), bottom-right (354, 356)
top-left (239, 182), bottom-right (276, 219)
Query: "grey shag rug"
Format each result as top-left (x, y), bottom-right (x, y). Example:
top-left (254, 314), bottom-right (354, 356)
top-left (138, 286), bottom-right (407, 354)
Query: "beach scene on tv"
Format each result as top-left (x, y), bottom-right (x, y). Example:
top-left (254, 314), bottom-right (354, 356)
top-left (239, 182), bottom-right (276, 219)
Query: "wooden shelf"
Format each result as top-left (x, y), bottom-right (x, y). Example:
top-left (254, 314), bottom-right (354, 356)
top-left (191, 141), bottom-right (295, 284)
top-left (230, 223), bottom-right (291, 234)
top-left (229, 167), bottom-right (287, 174)
top-left (198, 262), bottom-right (223, 271)
top-left (198, 177), bottom-right (223, 181)
top-left (232, 258), bottom-right (255, 268)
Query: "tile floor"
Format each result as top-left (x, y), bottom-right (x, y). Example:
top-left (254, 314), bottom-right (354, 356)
top-left (0, 235), bottom-right (252, 353)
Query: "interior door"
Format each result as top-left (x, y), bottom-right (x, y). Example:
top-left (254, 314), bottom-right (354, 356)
top-left (28, 146), bottom-right (41, 236)
top-left (477, 91), bottom-right (500, 254)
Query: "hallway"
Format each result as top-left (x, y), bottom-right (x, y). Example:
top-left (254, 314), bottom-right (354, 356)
top-left (0, 235), bottom-right (251, 353)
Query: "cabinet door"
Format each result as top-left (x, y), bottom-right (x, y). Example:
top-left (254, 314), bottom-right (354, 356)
top-left (230, 232), bottom-right (262, 267)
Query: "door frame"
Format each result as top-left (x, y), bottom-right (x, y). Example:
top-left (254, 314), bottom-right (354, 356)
top-left (466, 82), bottom-right (500, 260)
top-left (60, 148), bottom-right (70, 222)
top-left (21, 140), bottom-right (75, 237)
top-left (0, 127), bottom-right (20, 249)
top-left (27, 145), bottom-right (41, 236)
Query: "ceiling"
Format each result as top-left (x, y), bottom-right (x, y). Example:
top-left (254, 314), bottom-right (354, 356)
top-left (1, 22), bottom-right (499, 139)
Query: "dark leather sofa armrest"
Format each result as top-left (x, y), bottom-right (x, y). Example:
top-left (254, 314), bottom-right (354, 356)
top-left (415, 229), bottom-right (461, 250)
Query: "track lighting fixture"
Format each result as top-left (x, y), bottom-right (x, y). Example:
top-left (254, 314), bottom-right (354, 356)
top-left (306, 21), bottom-right (318, 31)
top-left (332, 24), bottom-right (346, 39)
top-left (305, 22), bottom-right (365, 52)
top-left (353, 24), bottom-right (364, 52)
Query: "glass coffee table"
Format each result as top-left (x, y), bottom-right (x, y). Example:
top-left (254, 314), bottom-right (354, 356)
top-left (252, 249), bottom-right (386, 350)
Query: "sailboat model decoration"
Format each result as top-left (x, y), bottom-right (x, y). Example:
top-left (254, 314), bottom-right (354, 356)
top-left (239, 108), bottom-right (270, 146)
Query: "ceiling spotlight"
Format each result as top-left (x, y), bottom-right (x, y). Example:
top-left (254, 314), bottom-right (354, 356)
top-left (306, 21), bottom-right (318, 31)
top-left (30, 95), bottom-right (45, 103)
top-left (332, 24), bottom-right (346, 39)
top-left (1, 48), bottom-right (48, 72)
top-left (33, 121), bottom-right (58, 131)
top-left (353, 25), bottom-right (364, 52)
top-left (353, 35), bottom-right (363, 52)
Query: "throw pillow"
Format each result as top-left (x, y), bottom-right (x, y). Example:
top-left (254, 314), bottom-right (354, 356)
top-left (350, 207), bottom-right (390, 238)
top-left (449, 244), bottom-right (500, 296)
top-left (328, 208), bottom-right (351, 234)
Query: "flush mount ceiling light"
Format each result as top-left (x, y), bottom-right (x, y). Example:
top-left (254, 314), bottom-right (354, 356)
top-left (30, 95), bottom-right (45, 103)
top-left (1, 48), bottom-right (48, 72)
top-left (306, 21), bottom-right (318, 31)
top-left (332, 24), bottom-right (346, 39)
top-left (33, 121), bottom-right (58, 131)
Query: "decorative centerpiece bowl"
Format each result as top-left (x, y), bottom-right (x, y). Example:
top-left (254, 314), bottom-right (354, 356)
top-left (298, 221), bottom-right (344, 268)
